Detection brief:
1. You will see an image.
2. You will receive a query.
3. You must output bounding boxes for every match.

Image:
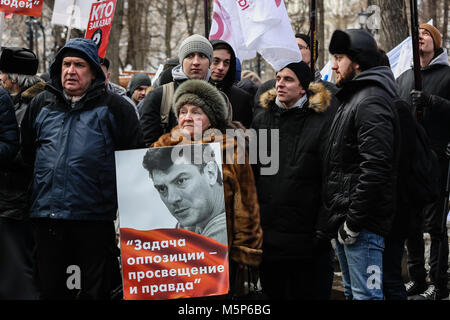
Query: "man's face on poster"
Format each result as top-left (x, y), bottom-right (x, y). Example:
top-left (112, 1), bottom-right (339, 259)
top-left (151, 157), bottom-right (218, 228)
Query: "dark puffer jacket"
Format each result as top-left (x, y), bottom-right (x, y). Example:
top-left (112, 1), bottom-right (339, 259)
top-left (0, 88), bottom-right (19, 167)
top-left (0, 82), bottom-right (45, 220)
top-left (21, 38), bottom-right (144, 221)
top-left (251, 82), bottom-right (337, 261)
top-left (323, 66), bottom-right (400, 237)
top-left (397, 48), bottom-right (450, 161)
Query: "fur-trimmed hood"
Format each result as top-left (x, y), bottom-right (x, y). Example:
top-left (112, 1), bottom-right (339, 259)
top-left (20, 81), bottom-right (46, 103)
top-left (259, 81), bottom-right (332, 113)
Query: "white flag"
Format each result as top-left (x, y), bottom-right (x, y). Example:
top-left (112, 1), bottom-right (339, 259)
top-left (51, 0), bottom-right (96, 30)
top-left (209, 0), bottom-right (302, 71)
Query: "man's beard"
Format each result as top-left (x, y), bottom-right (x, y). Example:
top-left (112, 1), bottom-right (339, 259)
top-left (336, 65), bottom-right (357, 88)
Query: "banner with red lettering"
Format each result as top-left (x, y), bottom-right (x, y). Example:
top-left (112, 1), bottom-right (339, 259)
top-left (84, 0), bottom-right (116, 58)
top-left (209, 0), bottom-right (301, 71)
top-left (115, 143), bottom-right (229, 300)
top-left (0, 0), bottom-right (43, 17)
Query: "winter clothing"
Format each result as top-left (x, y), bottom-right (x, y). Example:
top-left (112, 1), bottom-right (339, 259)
top-left (20, 38), bottom-right (143, 299)
top-left (397, 47), bottom-right (450, 295)
top-left (323, 66), bottom-right (400, 238)
top-left (178, 34), bottom-right (213, 65)
top-left (210, 40), bottom-right (254, 128)
top-left (128, 73), bottom-right (152, 96)
top-left (281, 61), bottom-right (313, 90)
top-left (0, 47), bottom-right (38, 75)
top-left (173, 79), bottom-right (228, 131)
top-left (419, 24), bottom-right (442, 50)
top-left (251, 78), bottom-right (337, 299)
top-left (252, 82), bottom-right (335, 261)
top-left (0, 88), bottom-right (19, 166)
top-left (21, 38), bottom-right (144, 222)
top-left (329, 29), bottom-right (381, 71)
top-left (1, 81), bottom-right (45, 221)
top-left (0, 87), bottom-right (38, 300)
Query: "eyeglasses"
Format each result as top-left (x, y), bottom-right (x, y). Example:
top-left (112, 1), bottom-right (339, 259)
top-left (298, 45), bottom-right (310, 50)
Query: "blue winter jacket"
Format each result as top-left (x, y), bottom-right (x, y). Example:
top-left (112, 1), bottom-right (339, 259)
top-left (21, 39), bottom-right (144, 221)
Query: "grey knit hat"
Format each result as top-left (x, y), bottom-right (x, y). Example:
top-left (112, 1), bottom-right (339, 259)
top-left (173, 79), bottom-right (228, 130)
top-left (178, 34), bottom-right (213, 66)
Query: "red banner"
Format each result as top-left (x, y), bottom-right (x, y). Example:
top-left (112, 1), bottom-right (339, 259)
top-left (84, 0), bottom-right (116, 59)
top-left (120, 228), bottom-right (229, 300)
top-left (0, 0), bottom-right (43, 17)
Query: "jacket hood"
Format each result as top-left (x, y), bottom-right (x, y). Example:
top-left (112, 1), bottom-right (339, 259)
top-left (423, 48), bottom-right (450, 70)
top-left (209, 39), bottom-right (237, 89)
top-left (339, 66), bottom-right (398, 98)
top-left (259, 81), bottom-right (332, 113)
top-left (48, 38), bottom-right (105, 92)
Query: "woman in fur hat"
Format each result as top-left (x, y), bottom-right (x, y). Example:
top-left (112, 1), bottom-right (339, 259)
top-left (151, 79), bottom-right (263, 297)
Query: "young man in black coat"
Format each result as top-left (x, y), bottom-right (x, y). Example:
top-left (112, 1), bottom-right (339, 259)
top-left (251, 61), bottom-right (337, 299)
top-left (397, 24), bottom-right (450, 300)
top-left (324, 29), bottom-right (400, 300)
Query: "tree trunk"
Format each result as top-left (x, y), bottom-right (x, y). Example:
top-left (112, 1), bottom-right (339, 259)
top-left (372, 0), bottom-right (409, 51)
top-left (108, 0), bottom-right (125, 84)
top-left (126, 0), bottom-right (147, 70)
top-left (443, 0), bottom-right (449, 48)
top-left (318, 0), bottom-right (325, 69)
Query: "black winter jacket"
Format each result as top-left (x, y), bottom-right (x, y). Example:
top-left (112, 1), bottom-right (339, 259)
top-left (397, 48), bottom-right (450, 161)
top-left (323, 66), bottom-right (400, 237)
top-left (0, 82), bottom-right (45, 220)
top-left (251, 82), bottom-right (337, 261)
top-left (0, 88), bottom-right (19, 168)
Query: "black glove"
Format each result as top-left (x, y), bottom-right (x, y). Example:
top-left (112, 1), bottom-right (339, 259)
top-left (410, 90), bottom-right (432, 110)
top-left (337, 221), bottom-right (360, 246)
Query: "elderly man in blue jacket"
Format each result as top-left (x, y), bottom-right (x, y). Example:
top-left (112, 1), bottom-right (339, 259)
top-left (21, 38), bottom-right (144, 299)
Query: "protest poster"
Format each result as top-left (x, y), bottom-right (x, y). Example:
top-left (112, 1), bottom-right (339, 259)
top-left (0, 0), bottom-right (43, 17)
top-left (115, 143), bottom-right (229, 300)
top-left (84, 0), bottom-right (116, 58)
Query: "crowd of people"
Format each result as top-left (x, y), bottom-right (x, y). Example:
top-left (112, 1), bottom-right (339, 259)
top-left (0, 23), bottom-right (449, 301)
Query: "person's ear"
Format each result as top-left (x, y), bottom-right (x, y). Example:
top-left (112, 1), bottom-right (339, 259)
top-left (204, 161), bottom-right (218, 186)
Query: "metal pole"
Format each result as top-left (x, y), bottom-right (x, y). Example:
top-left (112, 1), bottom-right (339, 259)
top-left (410, 0), bottom-right (423, 121)
top-left (204, 0), bottom-right (210, 38)
top-left (310, 0), bottom-right (317, 78)
top-left (28, 17), bottom-right (34, 51)
top-left (66, 0), bottom-right (77, 43)
top-left (0, 12), bottom-right (4, 49)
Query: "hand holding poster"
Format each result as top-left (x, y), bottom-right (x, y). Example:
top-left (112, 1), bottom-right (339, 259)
top-left (115, 143), bottom-right (229, 300)
top-left (0, 0), bottom-right (43, 17)
top-left (84, 0), bottom-right (116, 58)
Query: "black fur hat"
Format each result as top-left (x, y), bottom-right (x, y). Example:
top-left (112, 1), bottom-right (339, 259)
top-left (329, 29), bottom-right (380, 71)
top-left (0, 47), bottom-right (38, 75)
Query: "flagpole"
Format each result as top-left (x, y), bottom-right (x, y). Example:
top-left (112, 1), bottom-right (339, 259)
top-left (66, 0), bottom-right (77, 43)
top-left (204, 0), bottom-right (209, 38)
top-left (0, 12), bottom-right (4, 49)
top-left (310, 0), bottom-right (317, 78)
top-left (409, 0), bottom-right (422, 121)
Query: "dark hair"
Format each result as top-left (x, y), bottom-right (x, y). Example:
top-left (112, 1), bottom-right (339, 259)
top-left (142, 144), bottom-right (223, 185)
top-left (213, 42), bottom-right (232, 54)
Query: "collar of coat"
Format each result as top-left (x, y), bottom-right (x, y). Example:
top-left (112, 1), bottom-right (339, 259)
top-left (259, 81), bottom-right (331, 113)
